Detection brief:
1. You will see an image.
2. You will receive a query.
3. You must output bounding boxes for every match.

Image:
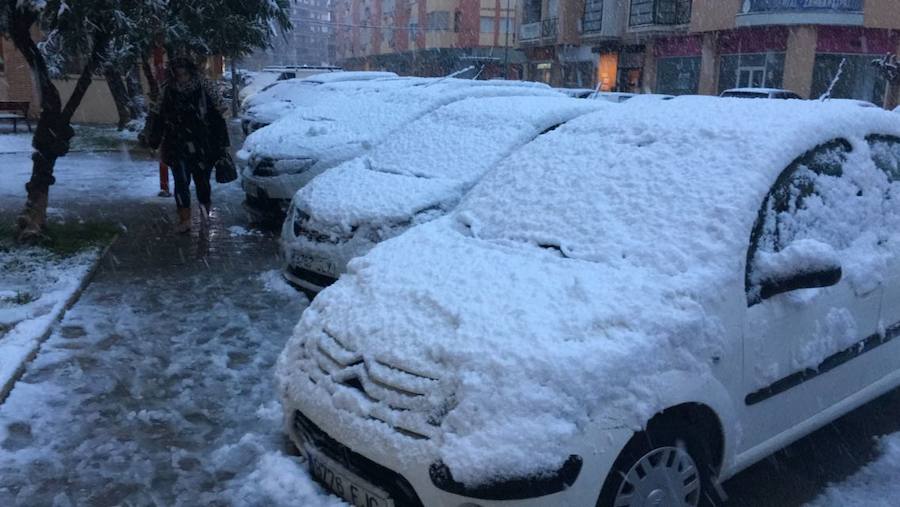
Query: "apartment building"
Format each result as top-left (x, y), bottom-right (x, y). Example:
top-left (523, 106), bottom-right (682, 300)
top-left (242, 0), bottom-right (336, 69)
top-left (332, 0), bottom-right (521, 77)
top-left (518, 0), bottom-right (900, 106)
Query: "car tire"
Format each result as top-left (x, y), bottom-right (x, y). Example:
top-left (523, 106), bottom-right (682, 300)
top-left (596, 425), bottom-right (720, 507)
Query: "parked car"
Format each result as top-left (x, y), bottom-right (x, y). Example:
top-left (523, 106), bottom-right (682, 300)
top-left (280, 95), bottom-right (611, 295)
top-left (591, 91), bottom-right (675, 103)
top-left (238, 79), bottom-right (562, 221)
top-left (277, 97), bottom-right (900, 507)
top-left (240, 71), bottom-right (400, 135)
top-left (556, 88), bottom-right (597, 99)
top-left (720, 87), bottom-right (803, 99)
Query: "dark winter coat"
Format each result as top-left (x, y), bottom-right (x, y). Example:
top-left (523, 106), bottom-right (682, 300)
top-left (147, 79), bottom-right (230, 168)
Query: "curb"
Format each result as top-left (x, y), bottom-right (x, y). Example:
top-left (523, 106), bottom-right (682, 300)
top-left (0, 233), bottom-right (119, 404)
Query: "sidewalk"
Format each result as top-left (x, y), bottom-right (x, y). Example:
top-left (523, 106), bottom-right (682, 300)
top-left (0, 134), bottom-right (344, 506)
top-left (0, 237), bottom-right (113, 402)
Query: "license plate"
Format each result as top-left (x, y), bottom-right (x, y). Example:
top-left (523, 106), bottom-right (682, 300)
top-left (304, 446), bottom-right (395, 507)
top-left (294, 254), bottom-right (341, 279)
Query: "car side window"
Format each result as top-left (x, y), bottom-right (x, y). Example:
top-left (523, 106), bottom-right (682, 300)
top-left (746, 140), bottom-right (854, 304)
top-left (868, 134), bottom-right (900, 232)
top-left (867, 135), bottom-right (900, 182)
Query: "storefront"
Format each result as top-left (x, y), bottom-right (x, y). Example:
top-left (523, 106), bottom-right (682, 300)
top-left (654, 35), bottom-right (703, 95)
top-left (717, 27), bottom-right (788, 93)
top-left (810, 27), bottom-right (897, 104)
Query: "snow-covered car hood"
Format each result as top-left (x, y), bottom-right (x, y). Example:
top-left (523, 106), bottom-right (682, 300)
top-left (240, 79), bottom-right (561, 163)
top-left (292, 95), bottom-right (608, 232)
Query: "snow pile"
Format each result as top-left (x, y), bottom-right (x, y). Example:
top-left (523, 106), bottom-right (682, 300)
top-left (0, 246), bottom-right (100, 398)
top-left (807, 433), bottom-right (900, 507)
top-left (278, 98), bottom-right (900, 485)
top-left (260, 269), bottom-right (304, 298)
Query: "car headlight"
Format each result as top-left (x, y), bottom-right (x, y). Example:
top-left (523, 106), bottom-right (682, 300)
top-left (252, 158), bottom-right (316, 177)
top-left (428, 455), bottom-right (583, 500)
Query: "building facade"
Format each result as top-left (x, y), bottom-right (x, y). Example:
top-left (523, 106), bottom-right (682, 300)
top-left (242, 0), bottom-right (337, 70)
top-left (332, 0), bottom-right (522, 78)
top-left (517, 0), bottom-right (900, 106)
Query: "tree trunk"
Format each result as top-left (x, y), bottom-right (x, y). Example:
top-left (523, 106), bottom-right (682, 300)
top-left (125, 64), bottom-right (146, 120)
top-left (231, 59), bottom-right (240, 119)
top-left (104, 66), bottom-right (131, 131)
top-left (9, 6), bottom-right (110, 242)
top-left (142, 57), bottom-right (160, 104)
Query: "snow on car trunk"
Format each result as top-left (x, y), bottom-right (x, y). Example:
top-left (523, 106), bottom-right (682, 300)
top-left (277, 98), bottom-right (900, 486)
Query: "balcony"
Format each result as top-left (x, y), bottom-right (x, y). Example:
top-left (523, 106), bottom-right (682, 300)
top-left (520, 22), bottom-right (541, 41)
top-left (737, 0), bottom-right (864, 27)
top-left (629, 0), bottom-right (692, 29)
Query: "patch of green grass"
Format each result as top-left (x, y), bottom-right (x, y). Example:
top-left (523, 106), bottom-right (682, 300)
top-left (0, 221), bottom-right (117, 256)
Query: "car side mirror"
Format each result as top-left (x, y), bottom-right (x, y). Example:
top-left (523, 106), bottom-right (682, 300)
top-left (752, 239), bottom-right (842, 301)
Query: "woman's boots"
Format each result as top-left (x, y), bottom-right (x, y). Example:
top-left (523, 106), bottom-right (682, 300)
top-left (175, 207), bottom-right (191, 234)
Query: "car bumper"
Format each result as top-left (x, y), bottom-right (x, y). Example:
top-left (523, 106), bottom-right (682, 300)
top-left (279, 223), bottom-right (381, 297)
top-left (282, 394), bottom-right (634, 507)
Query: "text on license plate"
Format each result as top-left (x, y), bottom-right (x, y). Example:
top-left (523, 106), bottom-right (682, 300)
top-left (306, 448), bottom-right (394, 507)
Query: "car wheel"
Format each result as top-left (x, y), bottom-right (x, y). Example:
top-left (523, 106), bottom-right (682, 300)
top-left (596, 426), bottom-right (718, 507)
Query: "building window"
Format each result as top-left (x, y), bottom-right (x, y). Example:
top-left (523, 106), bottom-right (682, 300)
top-left (454, 10), bottom-right (462, 33)
top-left (811, 54), bottom-right (886, 104)
top-left (718, 52), bottom-right (785, 93)
top-left (522, 0), bottom-right (541, 24)
top-left (480, 16), bottom-right (493, 33)
top-left (427, 11), bottom-right (450, 31)
top-left (583, 0), bottom-right (603, 34)
top-left (656, 56), bottom-right (701, 95)
top-left (630, 0), bottom-right (691, 27)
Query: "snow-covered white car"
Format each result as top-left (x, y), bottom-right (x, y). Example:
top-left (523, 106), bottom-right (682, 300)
top-left (277, 97), bottom-right (900, 507)
top-left (238, 79), bottom-right (561, 220)
top-left (280, 95), bottom-right (612, 294)
top-left (720, 87), bottom-right (803, 99)
top-left (240, 71), bottom-right (399, 135)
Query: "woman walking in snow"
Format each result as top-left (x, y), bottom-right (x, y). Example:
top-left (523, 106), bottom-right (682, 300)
top-left (146, 57), bottom-right (230, 233)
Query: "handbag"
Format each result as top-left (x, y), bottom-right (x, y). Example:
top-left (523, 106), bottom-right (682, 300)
top-left (215, 152), bottom-right (238, 184)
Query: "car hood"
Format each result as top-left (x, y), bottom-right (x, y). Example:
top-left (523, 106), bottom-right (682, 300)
top-left (294, 157), bottom-right (464, 234)
top-left (278, 217), bottom-right (727, 485)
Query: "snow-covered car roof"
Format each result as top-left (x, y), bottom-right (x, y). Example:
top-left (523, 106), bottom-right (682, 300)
top-left (241, 75), bottom-right (423, 126)
top-left (294, 95), bottom-right (611, 230)
top-left (237, 71), bottom-right (280, 103)
top-left (278, 97), bottom-right (900, 485)
top-left (240, 79), bottom-right (563, 163)
top-left (301, 71), bottom-right (398, 84)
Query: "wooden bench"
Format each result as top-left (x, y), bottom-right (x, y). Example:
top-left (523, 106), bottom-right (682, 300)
top-left (0, 101), bottom-right (32, 133)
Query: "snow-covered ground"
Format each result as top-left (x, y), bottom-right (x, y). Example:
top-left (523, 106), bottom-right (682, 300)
top-left (807, 434), bottom-right (900, 506)
top-left (0, 131), bottom-right (345, 506)
top-left (0, 246), bottom-right (102, 400)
